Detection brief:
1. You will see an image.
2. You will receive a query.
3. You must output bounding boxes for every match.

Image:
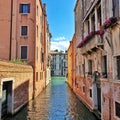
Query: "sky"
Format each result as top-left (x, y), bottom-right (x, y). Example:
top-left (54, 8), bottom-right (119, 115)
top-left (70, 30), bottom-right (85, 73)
top-left (42, 0), bottom-right (76, 51)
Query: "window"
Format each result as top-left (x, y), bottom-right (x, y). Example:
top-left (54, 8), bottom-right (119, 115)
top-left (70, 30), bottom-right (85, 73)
top-left (40, 72), bottom-right (43, 80)
top-left (64, 62), bottom-right (66, 67)
top-left (75, 79), bottom-right (78, 88)
top-left (113, 0), bottom-right (119, 17)
top-left (91, 14), bottom-right (95, 31)
top-left (42, 52), bottom-right (44, 62)
top-left (40, 32), bottom-right (43, 43)
top-left (89, 89), bottom-right (92, 98)
top-left (37, 25), bottom-right (38, 37)
top-left (20, 46), bottom-right (28, 60)
top-left (21, 26), bottom-right (28, 37)
top-left (117, 56), bottom-right (120, 79)
top-left (79, 65), bottom-right (81, 75)
top-left (83, 86), bottom-right (85, 93)
top-left (115, 101), bottom-right (120, 118)
top-left (37, 5), bottom-right (38, 16)
top-left (36, 72), bottom-right (38, 81)
top-left (102, 56), bottom-right (107, 78)
top-left (87, 20), bottom-right (90, 33)
top-left (88, 60), bottom-right (92, 75)
top-left (19, 4), bottom-right (30, 14)
top-left (82, 64), bottom-right (85, 77)
top-left (97, 5), bottom-right (102, 27)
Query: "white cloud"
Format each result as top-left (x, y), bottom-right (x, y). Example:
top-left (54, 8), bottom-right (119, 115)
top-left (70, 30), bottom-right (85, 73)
top-left (51, 36), bottom-right (70, 51)
top-left (53, 36), bottom-right (66, 41)
top-left (51, 40), bottom-right (70, 51)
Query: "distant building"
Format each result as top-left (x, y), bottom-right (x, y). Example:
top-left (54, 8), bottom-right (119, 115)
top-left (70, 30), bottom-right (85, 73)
top-left (68, 35), bottom-right (76, 89)
top-left (46, 24), bottom-right (52, 85)
top-left (50, 50), bottom-right (68, 76)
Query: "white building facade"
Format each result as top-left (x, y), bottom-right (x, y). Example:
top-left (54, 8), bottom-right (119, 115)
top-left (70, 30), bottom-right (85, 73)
top-left (51, 50), bottom-right (68, 77)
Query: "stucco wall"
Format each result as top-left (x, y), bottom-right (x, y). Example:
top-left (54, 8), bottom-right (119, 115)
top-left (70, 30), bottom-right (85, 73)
top-left (0, 60), bottom-right (33, 113)
top-left (101, 79), bottom-right (120, 120)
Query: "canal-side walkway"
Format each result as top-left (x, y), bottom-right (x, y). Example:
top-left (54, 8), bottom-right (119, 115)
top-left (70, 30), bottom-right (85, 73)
top-left (6, 77), bottom-right (98, 120)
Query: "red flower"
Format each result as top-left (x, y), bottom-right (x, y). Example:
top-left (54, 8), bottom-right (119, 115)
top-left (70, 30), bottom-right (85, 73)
top-left (95, 30), bottom-right (105, 36)
top-left (102, 17), bottom-right (117, 29)
top-left (77, 30), bottom-right (105, 48)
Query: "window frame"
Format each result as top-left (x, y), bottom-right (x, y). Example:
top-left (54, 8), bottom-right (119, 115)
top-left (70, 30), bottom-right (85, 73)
top-left (20, 45), bottom-right (28, 60)
top-left (19, 3), bottom-right (30, 14)
top-left (20, 25), bottom-right (28, 37)
top-left (102, 55), bottom-right (107, 78)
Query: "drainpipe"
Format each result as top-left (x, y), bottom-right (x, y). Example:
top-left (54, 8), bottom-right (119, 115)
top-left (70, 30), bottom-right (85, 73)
top-left (9, 0), bottom-right (13, 60)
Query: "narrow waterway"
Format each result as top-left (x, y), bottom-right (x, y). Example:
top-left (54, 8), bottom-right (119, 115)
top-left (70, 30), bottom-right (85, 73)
top-left (6, 77), bottom-right (98, 120)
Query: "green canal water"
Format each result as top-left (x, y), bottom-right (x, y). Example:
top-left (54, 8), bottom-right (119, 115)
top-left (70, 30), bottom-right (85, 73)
top-left (6, 77), bottom-right (98, 120)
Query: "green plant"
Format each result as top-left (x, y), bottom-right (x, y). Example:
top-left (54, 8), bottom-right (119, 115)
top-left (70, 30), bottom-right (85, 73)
top-left (11, 58), bottom-right (27, 65)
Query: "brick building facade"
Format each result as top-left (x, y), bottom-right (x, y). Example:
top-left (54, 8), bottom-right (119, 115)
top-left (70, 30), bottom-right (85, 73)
top-left (68, 0), bottom-right (120, 119)
top-left (0, 0), bottom-right (51, 98)
top-left (0, 0), bottom-right (51, 118)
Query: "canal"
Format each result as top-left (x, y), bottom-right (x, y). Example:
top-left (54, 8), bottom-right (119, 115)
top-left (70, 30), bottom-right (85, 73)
top-left (6, 77), bottom-right (98, 120)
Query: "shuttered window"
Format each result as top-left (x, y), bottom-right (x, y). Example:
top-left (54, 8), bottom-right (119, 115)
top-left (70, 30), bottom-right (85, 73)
top-left (21, 46), bottom-right (28, 60)
top-left (19, 4), bottom-right (30, 14)
top-left (21, 26), bottom-right (28, 36)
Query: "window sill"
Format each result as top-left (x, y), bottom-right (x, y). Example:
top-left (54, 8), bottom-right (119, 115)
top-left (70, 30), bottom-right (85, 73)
top-left (114, 115), bottom-right (120, 120)
top-left (20, 13), bottom-right (29, 15)
top-left (21, 59), bottom-right (28, 61)
top-left (20, 36), bottom-right (28, 38)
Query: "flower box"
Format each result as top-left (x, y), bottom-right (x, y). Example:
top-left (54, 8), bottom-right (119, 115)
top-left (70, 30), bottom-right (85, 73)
top-left (101, 17), bottom-right (117, 29)
top-left (77, 30), bottom-right (104, 48)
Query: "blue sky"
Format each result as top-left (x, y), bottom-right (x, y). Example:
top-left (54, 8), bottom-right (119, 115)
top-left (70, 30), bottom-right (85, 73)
top-left (42, 0), bottom-right (76, 51)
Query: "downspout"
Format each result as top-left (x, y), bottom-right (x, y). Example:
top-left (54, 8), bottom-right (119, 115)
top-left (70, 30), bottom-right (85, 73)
top-left (9, 0), bottom-right (13, 60)
top-left (33, 1), bottom-right (37, 99)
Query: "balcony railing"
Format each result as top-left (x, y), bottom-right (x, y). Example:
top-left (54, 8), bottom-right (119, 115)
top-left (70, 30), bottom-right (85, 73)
top-left (81, 35), bottom-right (103, 55)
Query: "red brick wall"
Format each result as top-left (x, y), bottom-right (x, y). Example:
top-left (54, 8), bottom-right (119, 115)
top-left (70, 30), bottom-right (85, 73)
top-left (73, 76), bottom-right (94, 110)
top-left (0, 60), bottom-right (33, 113)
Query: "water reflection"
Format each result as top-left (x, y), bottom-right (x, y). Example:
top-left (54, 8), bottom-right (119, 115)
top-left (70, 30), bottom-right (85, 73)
top-left (6, 77), bottom-right (98, 120)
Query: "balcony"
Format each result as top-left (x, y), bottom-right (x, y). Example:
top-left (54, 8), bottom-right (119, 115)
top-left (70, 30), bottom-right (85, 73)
top-left (81, 35), bottom-right (103, 55)
top-left (77, 30), bottom-right (104, 55)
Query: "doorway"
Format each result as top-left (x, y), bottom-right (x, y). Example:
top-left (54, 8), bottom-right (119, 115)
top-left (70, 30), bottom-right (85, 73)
top-left (92, 71), bottom-right (101, 113)
top-left (97, 84), bottom-right (101, 112)
top-left (1, 81), bottom-right (13, 118)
